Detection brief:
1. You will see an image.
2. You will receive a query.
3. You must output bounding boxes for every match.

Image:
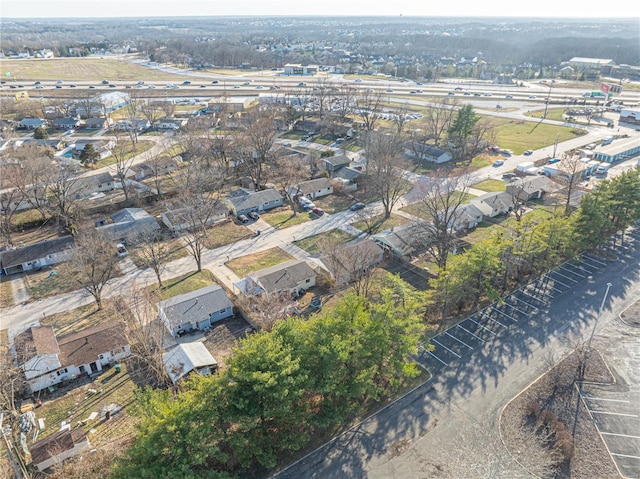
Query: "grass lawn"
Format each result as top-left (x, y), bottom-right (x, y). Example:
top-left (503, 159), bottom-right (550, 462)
top-left (225, 247), bottom-right (293, 278)
top-left (351, 213), bottom-right (409, 234)
top-left (91, 140), bottom-right (154, 169)
top-left (483, 116), bottom-right (587, 154)
top-left (260, 206), bottom-right (312, 229)
top-left (41, 298), bottom-right (123, 336)
top-left (293, 229), bottom-right (354, 255)
top-left (0, 279), bottom-right (14, 308)
top-left (472, 179), bottom-right (507, 192)
top-left (524, 107), bottom-right (567, 122)
top-left (0, 58), bottom-right (210, 82)
top-left (70, 128), bottom-right (101, 137)
top-left (128, 237), bottom-right (188, 268)
top-left (400, 191), bottom-right (476, 221)
top-left (23, 266), bottom-right (102, 301)
top-left (205, 221), bottom-right (253, 249)
top-left (35, 360), bottom-right (141, 447)
top-left (154, 269), bottom-right (218, 301)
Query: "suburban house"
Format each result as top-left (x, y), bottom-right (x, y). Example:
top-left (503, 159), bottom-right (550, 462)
top-left (319, 239), bottom-right (384, 285)
top-left (0, 187), bottom-right (48, 213)
top-left (506, 176), bottom-right (560, 201)
top-left (85, 117), bottom-right (111, 130)
top-left (333, 166), bottom-right (361, 191)
top-left (29, 428), bottom-right (90, 472)
top-left (0, 236), bottom-right (74, 276)
top-left (157, 285), bottom-right (234, 338)
top-left (246, 259), bottom-right (316, 298)
top-left (154, 117), bottom-right (187, 130)
top-left (163, 342), bottom-right (218, 384)
top-left (405, 143), bottom-right (452, 164)
top-left (115, 118), bottom-right (150, 132)
top-left (160, 201), bottom-right (228, 233)
top-left (292, 120), bottom-right (319, 133)
top-left (95, 207), bottom-right (160, 242)
top-left (52, 117), bottom-right (81, 130)
top-left (14, 321), bottom-right (130, 394)
top-left (75, 92), bottom-right (130, 117)
top-left (71, 172), bottom-right (115, 197)
top-left (225, 188), bottom-right (283, 217)
top-left (17, 118), bottom-right (46, 130)
top-left (287, 178), bottom-right (333, 200)
top-left (470, 191), bottom-right (514, 218)
top-left (71, 139), bottom-right (116, 160)
top-left (322, 155), bottom-right (351, 176)
top-left (449, 204), bottom-right (484, 231)
top-left (129, 156), bottom-right (179, 181)
top-left (371, 222), bottom-right (431, 258)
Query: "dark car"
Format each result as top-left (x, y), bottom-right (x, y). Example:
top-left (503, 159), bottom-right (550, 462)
top-left (350, 202), bottom-right (365, 211)
top-left (247, 211), bottom-right (260, 220)
top-left (524, 150), bottom-right (533, 155)
top-left (102, 80), bottom-right (109, 84)
top-left (183, 80), bottom-right (191, 85)
top-left (502, 173), bottom-right (517, 180)
top-left (211, 80), bottom-right (219, 84)
top-left (109, 84), bottom-right (117, 88)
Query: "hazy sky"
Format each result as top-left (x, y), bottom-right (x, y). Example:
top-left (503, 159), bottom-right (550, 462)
top-left (2, 0), bottom-right (626, 19)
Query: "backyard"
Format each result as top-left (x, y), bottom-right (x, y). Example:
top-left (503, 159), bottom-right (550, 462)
top-left (225, 247), bottom-right (293, 278)
top-left (293, 229), bottom-right (355, 255)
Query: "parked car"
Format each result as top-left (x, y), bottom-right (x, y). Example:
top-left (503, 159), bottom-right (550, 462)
top-left (311, 207), bottom-right (324, 217)
top-left (350, 202), bottom-right (366, 211)
top-left (309, 296), bottom-right (322, 310)
top-left (247, 211), bottom-right (260, 220)
top-left (237, 214), bottom-right (249, 223)
top-left (524, 150), bottom-right (533, 155)
top-left (116, 243), bottom-right (128, 257)
top-left (493, 160), bottom-right (504, 167)
top-left (502, 173), bottom-right (517, 180)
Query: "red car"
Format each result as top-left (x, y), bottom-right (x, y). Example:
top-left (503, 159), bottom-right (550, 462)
top-left (311, 207), bottom-right (324, 217)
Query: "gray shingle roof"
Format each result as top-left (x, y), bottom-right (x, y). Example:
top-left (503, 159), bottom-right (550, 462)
top-left (157, 285), bottom-right (233, 330)
top-left (226, 188), bottom-right (282, 211)
top-left (0, 236), bottom-right (74, 270)
top-left (248, 259), bottom-right (315, 294)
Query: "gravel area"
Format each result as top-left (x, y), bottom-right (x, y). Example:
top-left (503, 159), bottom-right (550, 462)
top-left (619, 297), bottom-right (640, 327)
top-left (500, 349), bottom-right (619, 479)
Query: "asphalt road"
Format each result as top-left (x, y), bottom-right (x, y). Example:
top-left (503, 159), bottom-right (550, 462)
top-left (272, 232), bottom-right (640, 478)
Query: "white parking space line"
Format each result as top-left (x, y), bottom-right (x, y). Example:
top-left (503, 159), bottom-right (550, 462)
top-left (456, 324), bottom-right (485, 343)
top-left (559, 264), bottom-right (585, 278)
top-left (445, 331), bottom-right (473, 349)
top-left (610, 453), bottom-right (640, 460)
top-left (518, 289), bottom-right (546, 305)
top-left (510, 295), bottom-right (537, 312)
top-left (585, 397), bottom-right (630, 403)
top-left (504, 300), bottom-right (529, 316)
top-left (468, 317), bottom-right (497, 335)
top-left (550, 269), bottom-right (579, 283)
top-left (588, 410), bottom-right (639, 418)
top-left (432, 338), bottom-right (461, 358)
top-left (600, 432), bottom-right (640, 440)
top-left (427, 350), bottom-right (448, 366)
top-left (581, 253), bottom-right (608, 266)
top-left (491, 307), bottom-right (517, 322)
top-left (545, 274), bottom-right (571, 289)
top-left (569, 262), bottom-right (596, 276)
top-left (485, 315), bottom-right (507, 328)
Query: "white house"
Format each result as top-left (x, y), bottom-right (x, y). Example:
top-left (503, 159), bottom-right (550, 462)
top-left (287, 178), bottom-right (333, 200)
top-left (154, 117), bottom-right (187, 130)
top-left (470, 191), bottom-right (514, 218)
top-left (17, 118), bottom-right (46, 130)
top-left (157, 285), bottom-right (234, 337)
top-left (405, 143), bottom-right (452, 164)
top-left (225, 188), bottom-right (283, 217)
top-left (160, 201), bottom-right (228, 233)
top-left (246, 259), bottom-right (316, 298)
top-left (14, 322), bottom-right (131, 394)
top-left (95, 207), bottom-right (160, 242)
top-left (0, 236), bottom-right (74, 276)
top-left (30, 429), bottom-right (90, 472)
top-left (163, 342), bottom-right (218, 384)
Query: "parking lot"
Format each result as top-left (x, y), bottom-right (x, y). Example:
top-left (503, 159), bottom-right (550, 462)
top-left (417, 250), bottom-right (612, 372)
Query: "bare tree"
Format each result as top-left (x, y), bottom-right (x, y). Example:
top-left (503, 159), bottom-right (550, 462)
top-left (65, 230), bottom-right (120, 310)
top-left (8, 146), bottom-right (53, 219)
top-left (363, 131), bottom-right (409, 218)
top-left (320, 238), bottom-right (380, 297)
top-left (422, 97), bottom-right (458, 147)
top-left (160, 101), bottom-right (176, 119)
top-left (135, 97), bottom-right (165, 127)
top-left (113, 287), bottom-right (170, 387)
top-left (132, 230), bottom-right (172, 288)
top-left (334, 84), bottom-right (356, 120)
top-left (354, 89), bottom-right (384, 131)
top-left (0, 166), bottom-right (25, 246)
top-left (111, 134), bottom-right (136, 201)
top-left (170, 161), bottom-right (225, 272)
top-left (415, 172), bottom-right (471, 271)
top-left (233, 106), bottom-right (281, 191)
top-left (47, 164), bottom-right (82, 232)
top-left (271, 155), bottom-right (310, 217)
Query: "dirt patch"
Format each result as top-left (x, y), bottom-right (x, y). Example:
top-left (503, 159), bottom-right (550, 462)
top-left (500, 348), bottom-right (618, 479)
top-left (619, 297), bottom-right (640, 327)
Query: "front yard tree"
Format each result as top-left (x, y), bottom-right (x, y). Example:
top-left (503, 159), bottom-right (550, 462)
top-left (447, 104), bottom-right (494, 163)
top-left (423, 97), bottom-right (458, 147)
top-left (234, 106), bottom-right (281, 191)
top-left (354, 89), bottom-right (384, 131)
top-left (364, 131), bottom-right (408, 218)
top-left (272, 155), bottom-right (309, 218)
top-left (112, 134), bottom-right (136, 200)
top-left (66, 230), bottom-right (120, 310)
top-left (33, 126), bottom-right (48, 139)
top-left (133, 230), bottom-right (172, 288)
top-left (47, 164), bottom-right (82, 232)
top-left (415, 172), bottom-right (471, 271)
top-left (78, 143), bottom-right (100, 166)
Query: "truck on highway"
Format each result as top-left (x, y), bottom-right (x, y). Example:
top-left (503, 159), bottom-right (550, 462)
top-left (582, 91), bottom-right (607, 99)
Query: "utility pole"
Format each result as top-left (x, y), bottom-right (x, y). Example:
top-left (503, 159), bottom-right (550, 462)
top-left (552, 133), bottom-right (560, 159)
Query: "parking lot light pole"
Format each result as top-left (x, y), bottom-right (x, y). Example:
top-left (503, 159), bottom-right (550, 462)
top-left (587, 282), bottom-right (612, 351)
